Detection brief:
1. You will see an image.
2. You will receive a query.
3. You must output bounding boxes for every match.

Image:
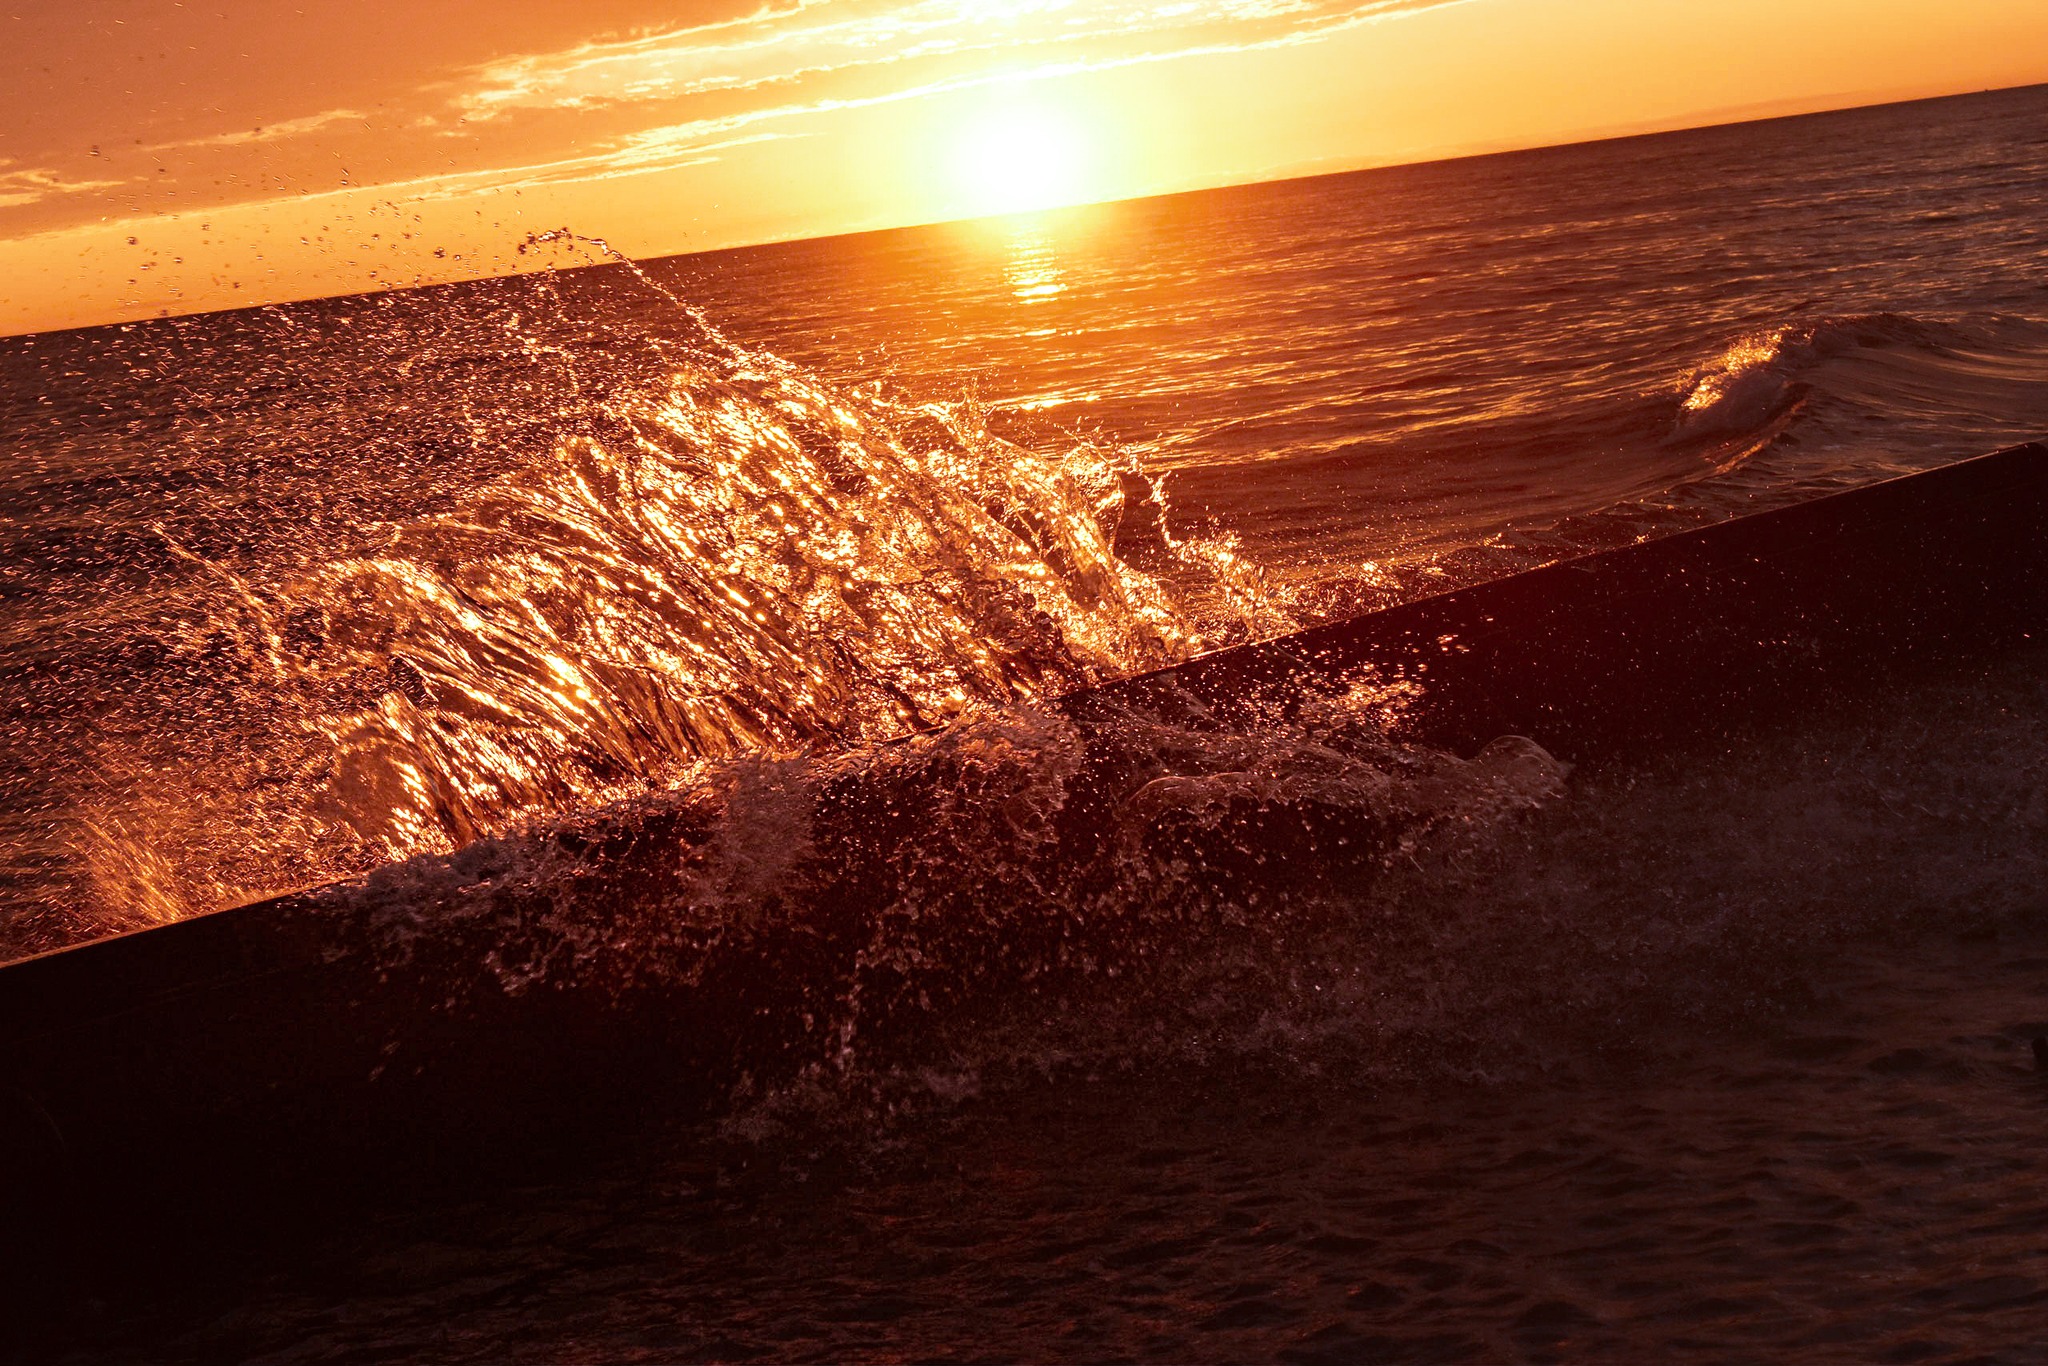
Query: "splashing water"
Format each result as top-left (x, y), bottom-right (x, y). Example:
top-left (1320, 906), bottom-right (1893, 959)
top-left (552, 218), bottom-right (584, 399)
top-left (2, 239), bottom-right (1263, 957)
top-left (295, 676), bottom-right (1572, 1133)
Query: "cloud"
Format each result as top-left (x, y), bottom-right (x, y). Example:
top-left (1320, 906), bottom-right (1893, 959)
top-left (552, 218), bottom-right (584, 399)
top-left (0, 0), bottom-right (1469, 239)
top-left (449, 1), bottom-right (1461, 123)
top-left (404, 127), bottom-right (803, 198)
top-left (0, 161), bottom-right (122, 210)
top-left (166, 108), bottom-right (371, 151)
top-left (222, 0), bottom-right (1460, 210)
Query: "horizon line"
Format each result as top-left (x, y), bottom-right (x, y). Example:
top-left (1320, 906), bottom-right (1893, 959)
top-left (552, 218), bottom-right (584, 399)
top-left (8, 77), bottom-right (2042, 344)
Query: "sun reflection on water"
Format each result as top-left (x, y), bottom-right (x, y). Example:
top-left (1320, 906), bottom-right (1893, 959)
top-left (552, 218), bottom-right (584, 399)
top-left (1002, 220), bottom-right (1067, 303)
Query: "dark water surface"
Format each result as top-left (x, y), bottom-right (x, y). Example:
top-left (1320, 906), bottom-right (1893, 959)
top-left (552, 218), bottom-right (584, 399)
top-left (30, 650), bottom-right (2048, 1364)
top-left (5, 85), bottom-right (2048, 1362)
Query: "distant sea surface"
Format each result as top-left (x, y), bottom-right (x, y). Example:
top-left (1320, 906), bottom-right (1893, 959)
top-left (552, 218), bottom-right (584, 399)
top-left (12, 84), bottom-right (2048, 1366)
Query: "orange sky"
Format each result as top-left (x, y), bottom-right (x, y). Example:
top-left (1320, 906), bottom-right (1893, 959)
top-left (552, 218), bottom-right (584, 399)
top-left (3, 0), bottom-right (2045, 337)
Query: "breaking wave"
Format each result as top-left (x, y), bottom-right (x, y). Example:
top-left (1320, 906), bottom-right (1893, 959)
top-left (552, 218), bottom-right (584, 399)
top-left (7, 259), bottom-right (2048, 965)
top-left (1675, 314), bottom-right (1936, 436)
top-left (1670, 311), bottom-right (2048, 469)
top-left (2, 250), bottom-right (1276, 956)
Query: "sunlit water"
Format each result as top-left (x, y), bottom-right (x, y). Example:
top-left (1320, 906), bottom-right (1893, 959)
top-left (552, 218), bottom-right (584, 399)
top-left (7, 85), bottom-right (2048, 1361)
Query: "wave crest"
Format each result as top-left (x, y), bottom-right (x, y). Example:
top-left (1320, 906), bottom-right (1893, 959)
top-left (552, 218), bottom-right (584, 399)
top-left (1676, 313), bottom-right (1943, 437)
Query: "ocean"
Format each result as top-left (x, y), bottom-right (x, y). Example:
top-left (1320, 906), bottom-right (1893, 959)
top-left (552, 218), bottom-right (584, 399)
top-left (7, 85), bottom-right (2048, 1361)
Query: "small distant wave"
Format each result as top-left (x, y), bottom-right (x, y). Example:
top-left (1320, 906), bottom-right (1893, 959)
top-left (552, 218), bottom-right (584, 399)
top-left (1638, 308), bottom-right (2048, 515)
top-left (1674, 313), bottom-right (1948, 438)
top-left (1269, 309), bottom-right (2048, 631)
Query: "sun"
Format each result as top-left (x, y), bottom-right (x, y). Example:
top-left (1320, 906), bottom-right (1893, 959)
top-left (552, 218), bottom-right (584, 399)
top-left (950, 96), bottom-right (1092, 218)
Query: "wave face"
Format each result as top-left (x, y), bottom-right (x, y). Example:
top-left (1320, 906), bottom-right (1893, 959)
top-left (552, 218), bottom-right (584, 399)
top-left (1676, 311), bottom-right (2048, 452)
top-left (4, 86), bottom-right (2048, 961)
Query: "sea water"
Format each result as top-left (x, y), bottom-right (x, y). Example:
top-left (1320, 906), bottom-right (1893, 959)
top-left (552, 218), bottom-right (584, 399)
top-left (7, 85), bottom-right (2048, 1362)
top-left (4, 86), bottom-right (2045, 958)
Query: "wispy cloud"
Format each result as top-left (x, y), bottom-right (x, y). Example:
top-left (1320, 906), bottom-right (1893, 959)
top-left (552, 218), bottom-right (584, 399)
top-left (166, 108), bottom-right (370, 151)
top-left (450, 0), bottom-right (1457, 122)
top-left (416, 0), bottom-right (1471, 190)
top-left (0, 161), bottom-right (122, 210)
top-left (0, 0), bottom-right (1467, 237)
top-left (405, 127), bottom-right (804, 198)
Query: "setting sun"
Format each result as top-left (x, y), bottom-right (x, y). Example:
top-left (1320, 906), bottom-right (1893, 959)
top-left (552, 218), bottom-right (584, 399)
top-left (950, 96), bottom-right (1093, 218)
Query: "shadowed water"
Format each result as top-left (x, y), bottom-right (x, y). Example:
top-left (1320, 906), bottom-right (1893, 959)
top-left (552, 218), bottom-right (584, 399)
top-left (28, 648), bottom-right (2048, 1364)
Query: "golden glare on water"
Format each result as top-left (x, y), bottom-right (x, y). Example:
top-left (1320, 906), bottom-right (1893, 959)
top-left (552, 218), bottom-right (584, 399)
top-left (1001, 220), bottom-right (1066, 303)
top-left (950, 93), bottom-right (1093, 218)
